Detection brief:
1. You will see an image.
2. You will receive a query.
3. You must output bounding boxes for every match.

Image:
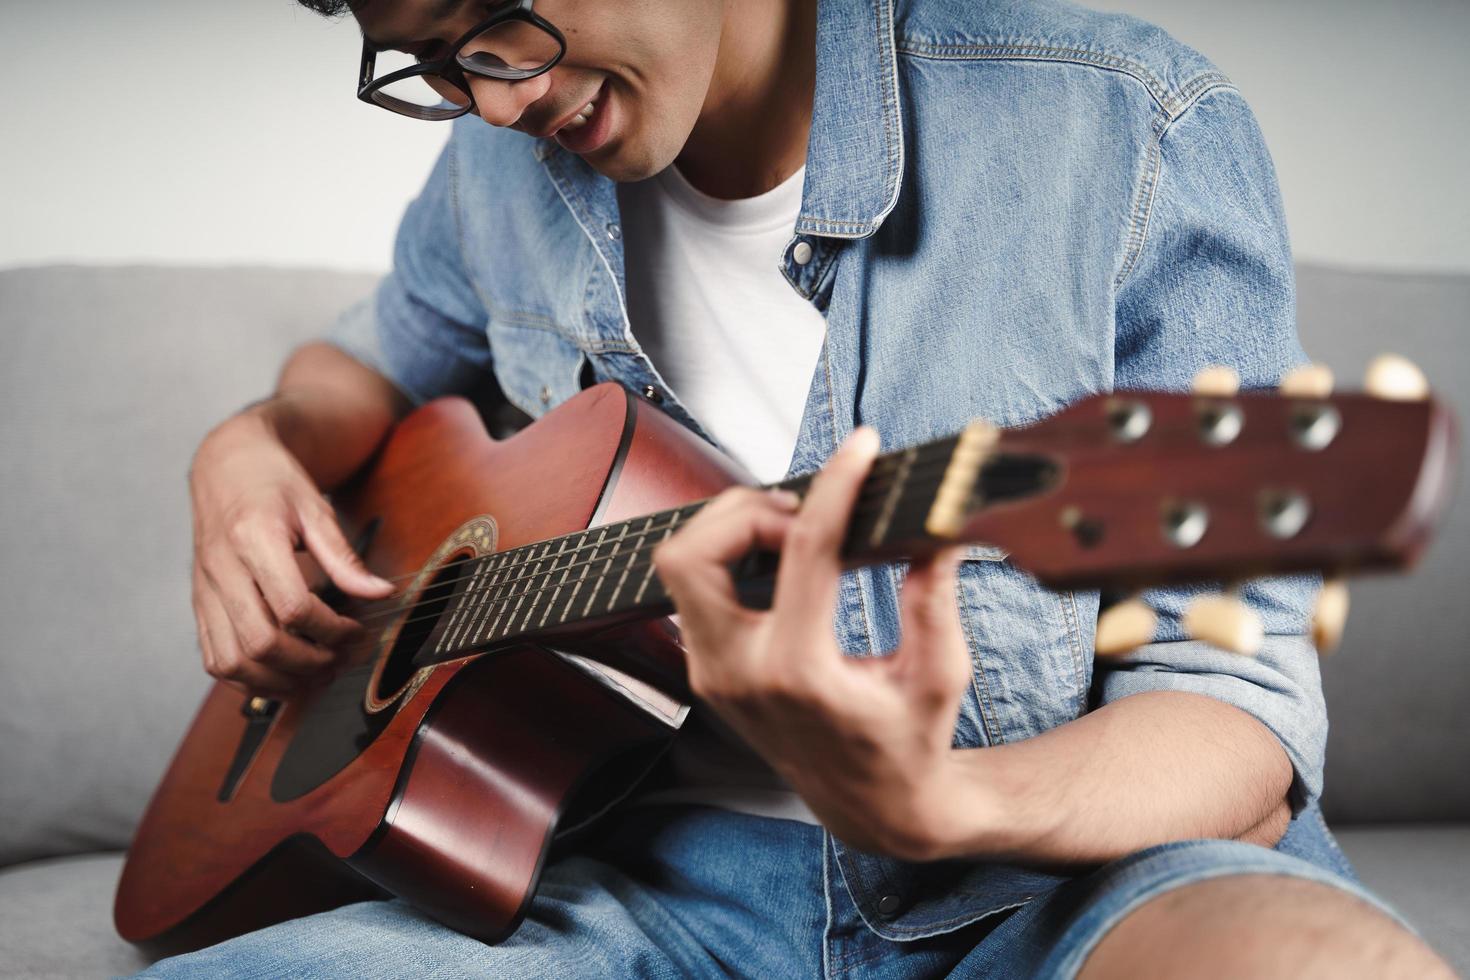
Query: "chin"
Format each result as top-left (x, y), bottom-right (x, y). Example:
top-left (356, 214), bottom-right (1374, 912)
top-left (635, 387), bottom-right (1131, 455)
top-left (589, 144), bottom-right (672, 184)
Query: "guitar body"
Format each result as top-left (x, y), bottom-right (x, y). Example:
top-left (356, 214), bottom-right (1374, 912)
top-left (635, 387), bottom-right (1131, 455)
top-left (115, 383), bottom-right (747, 951)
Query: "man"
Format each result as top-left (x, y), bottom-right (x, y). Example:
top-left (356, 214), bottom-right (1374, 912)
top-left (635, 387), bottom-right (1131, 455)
top-left (144, 0), bottom-right (1452, 975)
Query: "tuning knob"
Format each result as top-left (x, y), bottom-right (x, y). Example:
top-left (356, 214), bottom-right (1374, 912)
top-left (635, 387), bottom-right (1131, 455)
top-left (1192, 365), bottom-right (1241, 397)
top-left (1364, 354), bottom-right (1429, 401)
top-left (1095, 597), bottom-right (1158, 656)
top-left (1279, 363), bottom-right (1334, 398)
top-left (1311, 579), bottom-right (1350, 655)
top-left (1183, 594), bottom-right (1264, 656)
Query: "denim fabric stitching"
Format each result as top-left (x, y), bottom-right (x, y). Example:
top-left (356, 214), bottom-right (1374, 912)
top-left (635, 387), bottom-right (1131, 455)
top-left (795, 0), bottom-right (903, 239)
top-left (895, 40), bottom-right (1230, 121)
top-left (1061, 589), bottom-right (1089, 715)
top-left (540, 151), bottom-right (636, 351)
top-left (821, 834), bottom-right (836, 980)
top-left (868, 895), bottom-right (1038, 942)
top-left (1116, 83), bottom-right (1241, 288)
top-left (955, 565), bottom-right (1005, 746)
top-left (870, 0), bottom-right (905, 231)
top-left (1114, 128), bottom-right (1164, 289)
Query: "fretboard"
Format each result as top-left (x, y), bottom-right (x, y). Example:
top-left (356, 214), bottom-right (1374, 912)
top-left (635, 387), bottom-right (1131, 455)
top-left (413, 430), bottom-right (1048, 667)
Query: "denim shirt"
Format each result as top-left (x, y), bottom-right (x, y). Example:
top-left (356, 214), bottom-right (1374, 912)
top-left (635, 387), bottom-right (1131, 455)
top-left (328, 0), bottom-right (1327, 941)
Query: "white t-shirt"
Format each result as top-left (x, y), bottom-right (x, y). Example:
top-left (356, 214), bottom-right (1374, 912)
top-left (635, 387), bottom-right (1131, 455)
top-left (617, 162), bottom-right (825, 824)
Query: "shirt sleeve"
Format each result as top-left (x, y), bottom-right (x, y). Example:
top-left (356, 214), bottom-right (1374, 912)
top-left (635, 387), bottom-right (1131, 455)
top-left (325, 131), bottom-right (493, 405)
top-left (1101, 85), bottom-right (1327, 813)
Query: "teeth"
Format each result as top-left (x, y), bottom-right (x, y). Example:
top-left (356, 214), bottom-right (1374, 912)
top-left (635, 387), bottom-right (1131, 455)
top-left (559, 101), bottom-right (596, 132)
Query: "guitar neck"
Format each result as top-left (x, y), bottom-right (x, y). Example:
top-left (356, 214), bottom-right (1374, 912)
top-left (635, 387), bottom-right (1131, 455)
top-left (415, 380), bottom-right (1456, 668)
top-left (416, 427), bottom-right (1049, 665)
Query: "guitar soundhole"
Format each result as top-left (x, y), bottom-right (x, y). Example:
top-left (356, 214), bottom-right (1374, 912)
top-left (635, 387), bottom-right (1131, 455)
top-left (374, 554), bottom-right (471, 703)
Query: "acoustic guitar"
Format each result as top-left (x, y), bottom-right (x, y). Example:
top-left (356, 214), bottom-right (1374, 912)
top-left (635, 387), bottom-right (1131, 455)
top-left (114, 357), bottom-right (1457, 953)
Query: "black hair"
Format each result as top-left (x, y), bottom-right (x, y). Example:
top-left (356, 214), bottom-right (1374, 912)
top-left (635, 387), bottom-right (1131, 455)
top-left (295, 0), bottom-right (356, 15)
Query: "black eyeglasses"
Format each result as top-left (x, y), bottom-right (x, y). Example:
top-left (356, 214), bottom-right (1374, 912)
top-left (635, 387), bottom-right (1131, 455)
top-left (357, 0), bottom-right (566, 121)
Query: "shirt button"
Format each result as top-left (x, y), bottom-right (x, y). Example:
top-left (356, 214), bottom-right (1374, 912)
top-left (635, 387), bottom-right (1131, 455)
top-left (606, 222), bottom-right (622, 241)
top-left (877, 894), bottom-right (903, 916)
top-left (792, 239), bottom-right (814, 265)
top-left (642, 384), bottom-right (663, 403)
top-left (539, 385), bottom-right (552, 405)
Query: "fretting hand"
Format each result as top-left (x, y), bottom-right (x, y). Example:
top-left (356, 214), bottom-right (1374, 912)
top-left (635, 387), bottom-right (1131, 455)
top-left (652, 428), bottom-right (985, 860)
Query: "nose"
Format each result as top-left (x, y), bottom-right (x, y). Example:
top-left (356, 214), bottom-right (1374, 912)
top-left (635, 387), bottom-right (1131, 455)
top-left (466, 72), bottom-right (552, 129)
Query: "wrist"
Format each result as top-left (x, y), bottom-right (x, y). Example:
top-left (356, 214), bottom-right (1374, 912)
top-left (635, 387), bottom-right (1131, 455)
top-left (931, 747), bottom-right (1060, 862)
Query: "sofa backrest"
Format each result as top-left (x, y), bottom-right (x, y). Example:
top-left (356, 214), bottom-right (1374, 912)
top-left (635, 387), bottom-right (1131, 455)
top-left (0, 266), bottom-right (376, 866)
top-left (1295, 266), bottom-right (1470, 823)
top-left (0, 262), bottom-right (1464, 869)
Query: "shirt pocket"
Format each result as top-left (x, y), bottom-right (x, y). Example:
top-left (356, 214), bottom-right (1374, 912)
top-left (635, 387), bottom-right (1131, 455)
top-left (486, 318), bottom-right (589, 419)
top-left (951, 554), bottom-right (1090, 748)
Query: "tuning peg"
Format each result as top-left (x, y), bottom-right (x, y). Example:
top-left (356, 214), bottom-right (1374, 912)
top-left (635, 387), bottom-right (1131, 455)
top-left (1311, 578), bottom-right (1350, 655)
top-left (1192, 365), bottom-right (1241, 397)
top-left (1095, 596), bottom-right (1158, 656)
top-left (1183, 594), bottom-right (1263, 656)
top-left (1364, 354), bottom-right (1429, 401)
top-left (1279, 363), bottom-right (1334, 398)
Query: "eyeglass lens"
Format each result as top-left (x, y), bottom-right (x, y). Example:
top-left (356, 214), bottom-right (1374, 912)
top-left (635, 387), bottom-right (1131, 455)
top-left (369, 19), bottom-right (560, 117)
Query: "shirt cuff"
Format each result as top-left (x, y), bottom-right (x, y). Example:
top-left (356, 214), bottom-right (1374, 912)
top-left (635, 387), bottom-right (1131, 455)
top-left (1095, 634), bottom-right (1327, 814)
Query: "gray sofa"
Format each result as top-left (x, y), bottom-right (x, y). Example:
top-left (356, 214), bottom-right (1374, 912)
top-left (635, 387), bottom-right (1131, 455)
top-left (0, 264), bottom-right (1464, 977)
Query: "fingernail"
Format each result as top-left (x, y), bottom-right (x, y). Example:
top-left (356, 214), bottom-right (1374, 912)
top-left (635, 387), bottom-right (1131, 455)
top-left (842, 426), bottom-right (881, 457)
top-left (768, 488), bottom-right (802, 509)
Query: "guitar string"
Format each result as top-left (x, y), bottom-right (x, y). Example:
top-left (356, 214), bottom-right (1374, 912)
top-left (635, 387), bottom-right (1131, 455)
top-left (329, 440), bottom-right (949, 594)
top-left (337, 442), bottom-right (958, 631)
top-left (312, 450), bottom-right (961, 665)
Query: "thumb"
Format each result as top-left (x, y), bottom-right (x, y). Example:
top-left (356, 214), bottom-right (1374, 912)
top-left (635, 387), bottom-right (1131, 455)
top-left (298, 498), bottom-right (395, 599)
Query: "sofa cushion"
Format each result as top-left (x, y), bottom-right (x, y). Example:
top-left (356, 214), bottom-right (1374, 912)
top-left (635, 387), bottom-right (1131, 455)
top-left (0, 266), bottom-right (376, 866)
top-left (0, 851), bottom-right (154, 977)
top-left (1334, 825), bottom-right (1470, 974)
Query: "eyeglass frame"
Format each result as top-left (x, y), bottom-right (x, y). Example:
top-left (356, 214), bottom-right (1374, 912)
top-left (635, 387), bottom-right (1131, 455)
top-left (356, 0), bottom-right (567, 121)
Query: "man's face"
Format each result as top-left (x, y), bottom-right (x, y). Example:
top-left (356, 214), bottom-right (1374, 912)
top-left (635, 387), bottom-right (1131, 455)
top-left (356, 0), bottom-right (725, 181)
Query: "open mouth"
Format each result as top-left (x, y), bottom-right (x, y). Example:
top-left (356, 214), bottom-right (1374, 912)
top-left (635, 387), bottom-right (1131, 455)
top-left (553, 80), bottom-right (613, 154)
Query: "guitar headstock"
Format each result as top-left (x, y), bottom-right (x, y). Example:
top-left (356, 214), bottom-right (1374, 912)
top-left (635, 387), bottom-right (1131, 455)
top-left (921, 356), bottom-right (1458, 655)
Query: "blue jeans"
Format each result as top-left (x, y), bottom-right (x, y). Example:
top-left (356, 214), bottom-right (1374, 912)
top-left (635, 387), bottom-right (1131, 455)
top-left (137, 802), bottom-right (1400, 978)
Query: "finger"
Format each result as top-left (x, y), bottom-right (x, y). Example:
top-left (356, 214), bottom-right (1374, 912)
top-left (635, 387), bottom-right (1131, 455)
top-left (893, 547), bottom-right (972, 704)
top-left (197, 581), bottom-right (301, 697)
top-left (193, 565), bottom-right (219, 676)
top-left (201, 550), bottom-right (338, 676)
top-left (297, 496), bottom-right (395, 600)
top-left (770, 427), bottom-right (881, 636)
top-left (653, 487), bottom-right (800, 644)
top-left (233, 515), bottom-right (363, 645)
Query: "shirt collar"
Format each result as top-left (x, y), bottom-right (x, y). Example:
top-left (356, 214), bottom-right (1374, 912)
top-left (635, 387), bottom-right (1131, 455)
top-left (796, 0), bottom-right (906, 240)
top-left (540, 0), bottom-right (905, 242)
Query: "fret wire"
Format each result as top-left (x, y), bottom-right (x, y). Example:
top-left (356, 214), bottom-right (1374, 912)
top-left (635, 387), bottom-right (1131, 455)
top-left (396, 471), bottom-right (934, 651)
top-left (383, 441), bottom-right (972, 648)
top-left (606, 515), bottom-right (655, 611)
top-left (869, 445), bottom-right (915, 549)
top-left (559, 525), bottom-right (606, 629)
top-left (342, 435), bottom-right (965, 622)
top-left (583, 521), bottom-right (630, 619)
top-left (464, 552), bottom-right (513, 648)
top-left (347, 445), bottom-right (960, 631)
top-left (490, 540), bottom-right (549, 643)
top-left (537, 536), bottom-right (576, 630)
top-left (436, 554), bottom-right (490, 654)
top-left (516, 537), bottom-right (562, 635)
top-left (634, 520), bottom-right (678, 605)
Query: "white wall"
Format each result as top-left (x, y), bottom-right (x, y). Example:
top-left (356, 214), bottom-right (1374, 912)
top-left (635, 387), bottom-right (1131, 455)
top-left (0, 1), bottom-right (448, 273)
top-left (2, 0), bottom-right (1466, 274)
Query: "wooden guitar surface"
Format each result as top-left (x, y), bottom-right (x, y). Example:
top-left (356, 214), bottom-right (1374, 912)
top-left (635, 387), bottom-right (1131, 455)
top-left (115, 383), bottom-right (745, 950)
